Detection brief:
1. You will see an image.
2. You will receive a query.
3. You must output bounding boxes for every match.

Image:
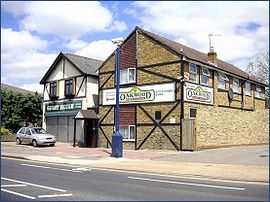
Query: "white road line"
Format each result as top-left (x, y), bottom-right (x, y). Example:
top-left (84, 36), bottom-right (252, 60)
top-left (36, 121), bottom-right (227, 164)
top-left (128, 176), bottom-right (246, 191)
top-left (1, 177), bottom-right (67, 192)
top-left (1, 188), bottom-right (36, 199)
top-left (1, 184), bottom-right (27, 188)
top-left (38, 193), bottom-right (73, 198)
top-left (21, 163), bottom-right (84, 173)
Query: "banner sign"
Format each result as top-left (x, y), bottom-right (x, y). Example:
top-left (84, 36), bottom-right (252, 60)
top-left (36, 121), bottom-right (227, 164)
top-left (102, 83), bottom-right (175, 105)
top-left (45, 100), bottom-right (82, 112)
top-left (183, 83), bottom-right (213, 104)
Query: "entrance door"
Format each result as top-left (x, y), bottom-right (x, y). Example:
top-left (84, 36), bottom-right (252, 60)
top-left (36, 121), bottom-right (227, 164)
top-left (84, 119), bottom-right (98, 148)
top-left (181, 119), bottom-right (196, 151)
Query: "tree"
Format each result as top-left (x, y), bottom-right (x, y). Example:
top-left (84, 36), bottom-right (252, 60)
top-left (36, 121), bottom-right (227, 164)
top-left (1, 89), bottom-right (42, 133)
top-left (246, 50), bottom-right (269, 99)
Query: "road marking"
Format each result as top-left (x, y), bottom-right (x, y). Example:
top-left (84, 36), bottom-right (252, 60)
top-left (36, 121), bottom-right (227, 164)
top-left (1, 184), bottom-right (27, 188)
top-left (1, 188), bottom-right (36, 199)
top-left (128, 176), bottom-right (246, 191)
top-left (21, 163), bottom-right (88, 173)
top-left (1, 177), bottom-right (67, 192)
top-left (38, 193), bottom-right (73, 198)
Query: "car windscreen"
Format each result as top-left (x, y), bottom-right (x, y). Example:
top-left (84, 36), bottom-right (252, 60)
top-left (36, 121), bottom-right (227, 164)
top-left (31, 128), bottom-right (48, 134)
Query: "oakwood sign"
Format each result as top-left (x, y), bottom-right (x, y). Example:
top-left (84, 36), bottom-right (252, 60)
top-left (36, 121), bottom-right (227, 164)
top-left (102, 83), bottom-right (175, 105)
top-left (183, 83), bottom-right (213, 104)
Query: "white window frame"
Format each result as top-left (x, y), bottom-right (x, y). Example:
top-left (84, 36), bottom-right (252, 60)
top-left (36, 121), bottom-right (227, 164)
top-left (245, 82), bottom-right (251, 96)
top-left (233, 78), bottom-right (241, 93)
top-left (201, 67), bottom-right (210, 85)
top-left (218, 73), bottom-right (229, 89)
top-left (120, 68), bottom-right (136, 84)
top-left (189, 64), bottom-right (198, 83)
top-left (120, 125), bottom-right (135, 141)
top-left (255, 85), bottom-right (262, 98)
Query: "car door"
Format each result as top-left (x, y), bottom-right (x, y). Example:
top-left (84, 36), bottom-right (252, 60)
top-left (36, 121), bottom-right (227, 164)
top-left (24, 128), bottom-right (32, 144)
top-left (18, 128), bottom-right (26, 143)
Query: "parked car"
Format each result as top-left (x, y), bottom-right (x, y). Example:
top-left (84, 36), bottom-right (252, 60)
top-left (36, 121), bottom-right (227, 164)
top-left (16, 127), bottom-right (56, 147)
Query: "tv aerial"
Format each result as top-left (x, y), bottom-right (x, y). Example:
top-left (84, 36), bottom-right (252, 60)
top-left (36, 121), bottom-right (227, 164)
top-left (208, 34), bottom-right (221, 51)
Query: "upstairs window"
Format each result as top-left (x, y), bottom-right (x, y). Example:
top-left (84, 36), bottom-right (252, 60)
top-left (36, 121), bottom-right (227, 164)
top-left (120, 68), bottom-right (136, 84)
top-left (120, 125), bottom-right (135, 141)
top-left (49, 81), bottom-right (58, 98)
top-left (255, 85), bottom-right (262, 98)
top-left (189, 64), bottom-right (198, 83)
top-left (201, 67), bottom-right (210, 85)
top-left (65, 79), bottom-right (75, 97)
top-left (233, 78), bottom-right (241, 93)
top-left (218, 73), bottom-right (229, 89)
top-left (245, 82), bottom-right (251, 96)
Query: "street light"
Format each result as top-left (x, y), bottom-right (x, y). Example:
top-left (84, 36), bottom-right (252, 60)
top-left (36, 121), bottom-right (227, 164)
top-left (111, 37), bottom-right (123, 158)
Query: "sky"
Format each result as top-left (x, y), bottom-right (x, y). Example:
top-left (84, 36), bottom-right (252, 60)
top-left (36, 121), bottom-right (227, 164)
top-left (1, 1), bottom-right (269, 93)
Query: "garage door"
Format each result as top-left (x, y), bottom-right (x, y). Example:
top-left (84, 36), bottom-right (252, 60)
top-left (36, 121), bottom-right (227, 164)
top-left (46, 116), bottom-right (75, 143)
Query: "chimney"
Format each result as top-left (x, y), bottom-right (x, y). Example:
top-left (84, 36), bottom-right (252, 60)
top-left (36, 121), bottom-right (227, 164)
top-left (207, 46), bottom-right (217, 65)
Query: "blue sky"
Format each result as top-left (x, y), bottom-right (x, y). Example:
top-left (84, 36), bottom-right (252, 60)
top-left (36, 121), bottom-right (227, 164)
top-left (1, 1), bottom-right (269, 92)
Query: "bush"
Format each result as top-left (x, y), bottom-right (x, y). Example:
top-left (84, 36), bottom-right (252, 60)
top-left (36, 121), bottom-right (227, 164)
top-left (1, 127), bottom-right (13, 136)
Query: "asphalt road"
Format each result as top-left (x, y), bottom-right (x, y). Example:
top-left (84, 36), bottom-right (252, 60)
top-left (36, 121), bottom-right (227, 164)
top-left (1, 158), bottom-right (269, 201)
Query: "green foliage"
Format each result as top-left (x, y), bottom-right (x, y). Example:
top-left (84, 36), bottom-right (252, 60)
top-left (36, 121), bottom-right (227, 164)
top-left (1, 127), bottom-right (13, 136)
top-left (1, 89), bottom-right (42, 133)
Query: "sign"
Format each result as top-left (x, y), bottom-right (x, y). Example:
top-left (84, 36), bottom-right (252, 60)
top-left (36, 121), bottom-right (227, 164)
top-left (45, 100), bottom-right (82, 112)
top-left (183, 83), bottom-right (213, 104)
top-left (103, 83), bottom-right (175, 105)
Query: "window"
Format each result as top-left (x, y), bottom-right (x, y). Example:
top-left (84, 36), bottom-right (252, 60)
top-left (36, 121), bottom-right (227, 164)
top-left (19, 128), bottom-right (26, 134)
top-left (155, 111), bottom-right (161, 120)
top-left (255, 85), bottom-right (262, 98)
top-left (120, 68), bottom-right (136, 84)
top-left (218, 73), bottom-right (229, 89)
top-left (49, 82), bottom-right (58, 98)
top-left (245, 82), bottom-right (251, 96)
top-left (65, 79), bottom-right (74, 96)
top-left (120, 125), bottom-right (135, 140)
top-left (189, 108), bottom-right (197, 119)
top-left (201, 68), bottom-right (210, 85)
top-left (233, 78), bottom-right (241, 93)
top-left (189, 64), bottom-right (198, 83)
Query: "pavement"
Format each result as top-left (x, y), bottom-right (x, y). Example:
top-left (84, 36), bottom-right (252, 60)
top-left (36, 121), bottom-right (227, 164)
top-left (1, 142), bottom-right (269, 183)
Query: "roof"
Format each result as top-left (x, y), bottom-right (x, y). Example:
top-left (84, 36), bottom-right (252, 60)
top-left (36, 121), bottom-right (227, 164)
top-left (40, 52), bottom-right (103, 84)
top-left (1, 83), bottom-right (38, 95)
top-left (74, 110), bottom-right (99, 119)
top-left (136, 27), bottom-right (265, 86)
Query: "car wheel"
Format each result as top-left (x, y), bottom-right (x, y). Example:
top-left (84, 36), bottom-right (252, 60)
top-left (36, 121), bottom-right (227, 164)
top-left (50, 144), bottom-right (55, 147)
top-left (16, 138), bottom-right (21, 145)
top-left (32, 140), bottom-right (38, 147)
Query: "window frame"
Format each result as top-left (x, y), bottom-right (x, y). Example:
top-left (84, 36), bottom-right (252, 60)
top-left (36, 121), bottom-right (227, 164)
top-left (120, 125), bottom-right (135, 141)
top-left (218, 73), bottom-right (229, 89)
top-left (189, 63), bottom-right (198, 83)
top-left (189, 108), bottom-right (197, 119)
top-left (64, 79), bottom-right (74, 96)
top-left (232, 78), bottom-right (241, 93)
top-left (201, 67), bottom-right (210, 85)
top-left (245, 82), bottom-right (251, 96)
top-left (49, 81), bottom-right (58, 98)
top-left (255, 85), bottom-right (262, 98)
top-left (120, 68), bottom-right (136, 84)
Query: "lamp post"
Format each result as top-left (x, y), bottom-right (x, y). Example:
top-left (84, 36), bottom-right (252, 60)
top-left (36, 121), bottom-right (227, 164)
top-left (111, 37), bottom-right (123, 158)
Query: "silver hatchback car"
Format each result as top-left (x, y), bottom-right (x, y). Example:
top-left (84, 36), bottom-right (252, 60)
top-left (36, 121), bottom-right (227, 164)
top-left (16, 127), bottom-right (56, 147)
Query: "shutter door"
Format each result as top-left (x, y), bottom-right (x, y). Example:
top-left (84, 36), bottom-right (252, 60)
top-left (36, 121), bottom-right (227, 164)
top-left (46, 117), bottom-right (57, 137)
top-left (58, 117), bottom-right (68, 142)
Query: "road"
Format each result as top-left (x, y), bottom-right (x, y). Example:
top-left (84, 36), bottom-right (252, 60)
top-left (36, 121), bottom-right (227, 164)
top-left (1, 158), bottom-right (268, 201)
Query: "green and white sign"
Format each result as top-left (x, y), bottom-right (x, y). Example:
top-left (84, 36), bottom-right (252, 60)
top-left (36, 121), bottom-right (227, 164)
top-left (45, 100), bottom-right (82, 112)
top-left (102, 83), bottom-right (175, 105)
top-left (183, 83), bottom-right (213, 104)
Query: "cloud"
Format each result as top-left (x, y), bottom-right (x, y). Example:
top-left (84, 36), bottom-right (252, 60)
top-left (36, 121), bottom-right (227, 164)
top-left (21, 83), bottom-right (44, 94)
top-left (2, 1), bottom-right (127, 39)
top-left (129, 1), bottom-right (269, 69)
top-left (1, 28), bottom-right (57, 90)
top-left (75, 40), bottom-right (117, 60)
top-left (65, 39), bottom-right (88, 51)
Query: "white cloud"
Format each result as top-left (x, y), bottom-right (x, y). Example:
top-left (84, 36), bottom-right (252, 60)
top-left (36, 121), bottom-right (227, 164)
top-left (66, 39), bottom-right (88, 51)
top-left (21, 83), bottom-right (44, 94)
top-left (130, 1), bottom-right (269, 70)
top-left (1, 28), bottom-right (57, 88)
top-left (2, 1), bottom-right (127, 39)
top-left (75, 40), bottom-right (117, 60)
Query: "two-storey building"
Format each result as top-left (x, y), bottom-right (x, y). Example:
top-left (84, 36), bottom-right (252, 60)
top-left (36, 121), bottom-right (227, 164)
top-left (40, 52), bottom-right (103, 147)
top-left (98, 26), bottom-right (268, 151)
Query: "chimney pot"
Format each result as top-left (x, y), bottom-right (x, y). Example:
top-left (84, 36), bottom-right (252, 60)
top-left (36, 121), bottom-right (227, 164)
top-left (207, 47), bottom-right (217, 65)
